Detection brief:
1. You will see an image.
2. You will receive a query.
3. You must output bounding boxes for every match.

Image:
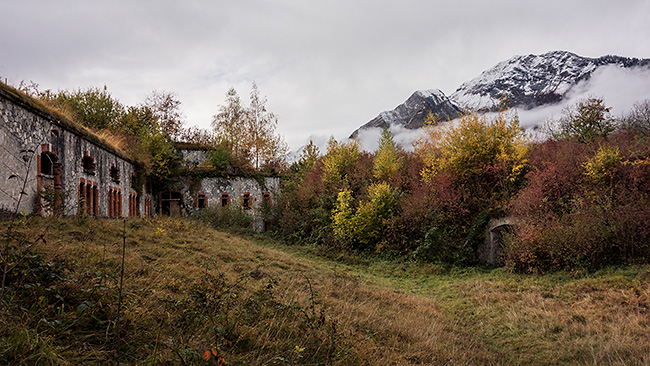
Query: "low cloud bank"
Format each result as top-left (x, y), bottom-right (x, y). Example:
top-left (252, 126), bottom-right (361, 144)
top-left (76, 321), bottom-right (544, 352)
top-left (356, 65), bottom-right (650, 152)
top-left (288, 65), bottom-right (650, 159)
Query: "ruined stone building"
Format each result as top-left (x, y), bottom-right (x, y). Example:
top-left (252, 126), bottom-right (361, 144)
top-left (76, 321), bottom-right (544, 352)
top-left (0, 82), bottom-right (278, 231)
top-left (0, 82), bottom-right (151, 217)
top-left (171, 143), bottom-right (280, 232)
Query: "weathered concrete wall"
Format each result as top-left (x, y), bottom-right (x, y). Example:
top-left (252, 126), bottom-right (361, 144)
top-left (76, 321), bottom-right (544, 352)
top-left (0, 89), bottom-right (55, 214)
top-left (0, 84), bottom-right (152, 217)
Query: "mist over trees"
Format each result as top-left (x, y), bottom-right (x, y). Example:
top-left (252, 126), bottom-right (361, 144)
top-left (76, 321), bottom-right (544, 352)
top-left (16, 77), bottom-right (650, 272)
top-left (277, 99), bottom-right (650, 272)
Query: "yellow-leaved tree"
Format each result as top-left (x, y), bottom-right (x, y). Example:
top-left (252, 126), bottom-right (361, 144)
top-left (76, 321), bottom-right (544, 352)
top-left (416, 111), bottom-right (528, 201)
top-left (583, 144), bottom-right (621, 187)
top-left (331, 189), bottom-right (355, 243)
top-left (331, 182), bottom-right (398, 250)
top-left (322, 137), bottom-right (360, 189)
top-left (373, 127), bottom-right (403, 183)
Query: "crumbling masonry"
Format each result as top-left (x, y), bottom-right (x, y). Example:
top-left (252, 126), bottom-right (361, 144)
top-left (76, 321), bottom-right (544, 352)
top-left (0, 82), bottom-right (278, 231)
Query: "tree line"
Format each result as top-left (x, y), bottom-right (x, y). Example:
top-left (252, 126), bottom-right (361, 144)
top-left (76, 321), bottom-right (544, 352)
top-left (14, 77), bottom-right (650, 272)
top-left (14, 81), bottom-right (288, 188)
top-left (276, 98), bottom-right (650, 272)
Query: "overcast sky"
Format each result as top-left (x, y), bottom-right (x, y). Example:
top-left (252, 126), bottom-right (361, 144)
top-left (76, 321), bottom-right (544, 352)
top-left (2, 0), bottom-right (650, 151)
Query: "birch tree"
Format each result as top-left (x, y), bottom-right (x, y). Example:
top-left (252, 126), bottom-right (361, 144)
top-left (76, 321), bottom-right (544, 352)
top-left (212, 83), bottom-right (288, 170)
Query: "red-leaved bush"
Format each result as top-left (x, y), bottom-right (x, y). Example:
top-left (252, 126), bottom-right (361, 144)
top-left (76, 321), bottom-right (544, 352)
top-left (505, 133), bottom-right (650, 272)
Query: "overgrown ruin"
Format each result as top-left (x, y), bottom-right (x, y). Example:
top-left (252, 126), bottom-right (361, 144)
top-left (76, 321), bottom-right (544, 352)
top-left (0, 82), bottom-right (278, 231)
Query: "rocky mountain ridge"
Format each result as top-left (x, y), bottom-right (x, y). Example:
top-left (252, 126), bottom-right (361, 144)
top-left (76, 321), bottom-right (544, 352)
top-left (351, 51), bottom-right (650, 137)
top-left (350, 89), bottom-right (462, 138)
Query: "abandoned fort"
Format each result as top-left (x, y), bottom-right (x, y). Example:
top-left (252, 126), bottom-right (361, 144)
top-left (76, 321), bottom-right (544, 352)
top-left (0, 82), bottom-right (279, 231)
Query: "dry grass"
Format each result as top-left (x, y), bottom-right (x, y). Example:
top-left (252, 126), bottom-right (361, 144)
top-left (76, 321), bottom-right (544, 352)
top-left (382, 267), bottom-right (650, 365)
top-left (2, 217), bottom-right (650, 365)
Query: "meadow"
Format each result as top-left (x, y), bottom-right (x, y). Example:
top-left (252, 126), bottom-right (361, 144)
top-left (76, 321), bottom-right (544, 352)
top-left (2, 217), bottom-right (649, 365)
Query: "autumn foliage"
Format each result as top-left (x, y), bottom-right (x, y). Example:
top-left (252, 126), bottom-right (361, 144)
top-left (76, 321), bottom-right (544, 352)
top-left (505, 131), bottom-right (650, 272)
top-left (280, 98), bottom-right (650, 272)
top-left (280, 110), bottom-right (529, 262)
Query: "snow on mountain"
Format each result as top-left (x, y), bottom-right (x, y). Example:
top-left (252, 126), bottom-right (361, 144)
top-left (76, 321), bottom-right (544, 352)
top-left (450, 51), bottom-right (650, 111)
top-left (350, 51), bottom-right (650, 144)
top-left (349, 89), bottom-right (462, 138)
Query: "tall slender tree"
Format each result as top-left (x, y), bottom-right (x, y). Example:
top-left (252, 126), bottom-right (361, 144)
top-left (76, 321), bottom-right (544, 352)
top-left (212, 83), bottom-right (288, 170)
top-left (373, 127), bottom-right (402, 182)
top-left (144, 91), bottom-right (185, 141)
top-left (212, 87), bottom-right (248, 163)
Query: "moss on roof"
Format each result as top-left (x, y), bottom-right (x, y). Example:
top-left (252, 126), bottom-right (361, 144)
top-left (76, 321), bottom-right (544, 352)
top-left (175, 141), bottom-right (213, 150)
top-left (0, 81), bottom-right (136, 164)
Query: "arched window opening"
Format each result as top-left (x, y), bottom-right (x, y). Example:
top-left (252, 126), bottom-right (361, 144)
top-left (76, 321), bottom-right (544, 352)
top-left (221, 193), bottom-right (230, 207)
top-left (82, 154), bottom-right (95, 175)
top-left (197, 193), bottom-right (207, 209)
top-left (40, 152), bottom-right (56, 175)
top-left (242, 192), bottom-right (251, 209)
top-left (262, 192), bottom-right (271, 206)
top-left (110, 165), bottom-right (120, 183)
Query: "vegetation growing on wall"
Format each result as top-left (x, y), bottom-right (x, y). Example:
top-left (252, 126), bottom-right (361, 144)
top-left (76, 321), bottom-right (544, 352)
top-left (11, 81), bottom-right (288, 188)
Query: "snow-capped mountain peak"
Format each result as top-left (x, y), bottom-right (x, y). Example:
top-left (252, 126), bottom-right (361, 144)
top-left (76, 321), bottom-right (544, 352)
top-left (350, 51), bottom-right (650, 140)
top-left (349, 89), bottom-right (462, 138)
top-left (450, 50), bottom-right (649, 111)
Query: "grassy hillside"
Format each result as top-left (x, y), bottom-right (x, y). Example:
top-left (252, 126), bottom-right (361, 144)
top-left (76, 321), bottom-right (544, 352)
top-left (1, 217), bottom-right (649, 365)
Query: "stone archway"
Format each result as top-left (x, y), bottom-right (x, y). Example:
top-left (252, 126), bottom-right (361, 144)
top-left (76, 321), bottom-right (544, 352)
top-left (37, 146), bottom-right (62, 216)
top-left (477, 217), bottom-right (515, 265)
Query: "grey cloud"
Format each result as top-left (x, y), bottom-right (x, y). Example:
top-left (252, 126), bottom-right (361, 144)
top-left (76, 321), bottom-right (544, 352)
top-left (1, 0), bottom-right (650, 152)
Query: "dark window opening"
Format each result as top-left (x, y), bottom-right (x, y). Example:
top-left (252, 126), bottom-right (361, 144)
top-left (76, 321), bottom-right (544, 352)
top-left (161, 191), bottom-right (183, 216)
top-left (263, 220), bottom-right (272, 232)
top-left (93, 186), bottom-right (98, 216)
top-left (221, 193), bottom-right (230, 207)
top-left (197, 193), bottom-right (206, 209)
top-left (242, 193), bottom-right (250, 209)
top-left (130, 173), bottom-right (138, 190)
top-left (262, 192), bottom-right (271, 206)
top-left (110, 165), bottom-right (120, 183)
top-left (40, 152), bottom-right (56, 175)
top-left (82, 155), bottom-right (95, 175)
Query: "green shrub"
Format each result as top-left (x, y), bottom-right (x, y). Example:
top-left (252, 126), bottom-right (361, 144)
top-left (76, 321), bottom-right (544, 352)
top-left (209, 146), bottom-right (230, 173)
top-left (412, 226), bottom-right (471, 265)
top-left (194, 205), bottom-right (253, 231)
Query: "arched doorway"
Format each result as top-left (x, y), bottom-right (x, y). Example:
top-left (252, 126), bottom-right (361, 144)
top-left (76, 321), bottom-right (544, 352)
top-left (38, 149), bottom-right (62, 215)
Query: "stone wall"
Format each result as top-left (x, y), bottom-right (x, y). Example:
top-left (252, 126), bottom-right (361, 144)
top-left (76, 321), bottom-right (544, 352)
top-left (171, 175), bottom-right (280, 231)
top-left (179, 147), bottom-right (210, 169)
top-left (0, 83), bottom-right (152, 217)
top-left (0, 88), bottom-right (52, 214)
